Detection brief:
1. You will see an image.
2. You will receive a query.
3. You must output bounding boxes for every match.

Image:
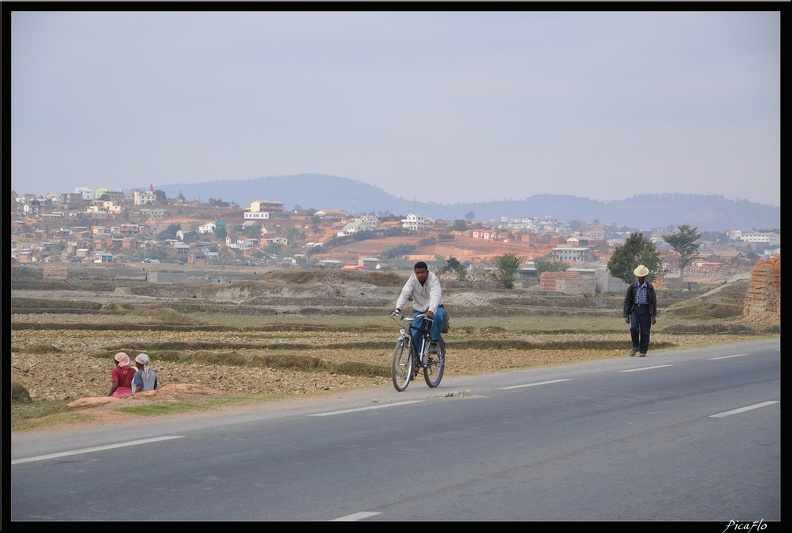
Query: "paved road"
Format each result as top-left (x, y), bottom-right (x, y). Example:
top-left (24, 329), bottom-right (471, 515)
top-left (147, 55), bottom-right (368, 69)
top-left (10, 339), bottom-right (780, 523)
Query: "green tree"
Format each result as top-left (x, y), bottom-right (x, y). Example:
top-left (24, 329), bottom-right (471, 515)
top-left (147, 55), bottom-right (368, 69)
top-left (534, 258), bottom-right (569, 276)
top-left (607, 233), bottom-right (661, 283)
top-left (493, 253), bottom-right (522, 289)
top-left (465, 211), bottom-right (475, 220)
top-left (286, 227), bottom-right (304, 243)
top-left (156, 223), bottom-right (181, 240)
top-left (662, 224), bottom-right (702, 281)
top-left (244, 224), bottom-right (262, 238)
top-left (451, 219), bottom-right (467, 231)
top-left (181, 231), bottom-right (199, 244)
top-left (441, 256), bottom-right (468, 281)
top-left (154, 190), bottom-right (167, 203)
top-left (207, 197), bottom-right (230, 207)
top-left (263, 242), bottom-right (283, 256)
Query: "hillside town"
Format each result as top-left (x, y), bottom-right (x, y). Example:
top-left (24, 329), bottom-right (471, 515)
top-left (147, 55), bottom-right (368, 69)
top-left (11, 185), bottom-right (780, 285)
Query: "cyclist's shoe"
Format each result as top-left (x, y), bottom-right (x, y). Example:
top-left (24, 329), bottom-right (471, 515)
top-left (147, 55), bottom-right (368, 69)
top-left (428, 341), bottom-right (438, 354)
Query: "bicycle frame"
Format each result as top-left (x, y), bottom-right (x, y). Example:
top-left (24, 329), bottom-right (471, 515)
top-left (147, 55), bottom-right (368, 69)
top-left (390, 311), bottom-right (445, 391)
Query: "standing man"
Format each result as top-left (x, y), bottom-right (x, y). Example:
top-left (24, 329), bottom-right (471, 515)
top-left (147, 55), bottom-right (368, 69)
top-left (623, 264), bottom-right (657, 357)
top-left (393, 261), bottom-right (446, 354)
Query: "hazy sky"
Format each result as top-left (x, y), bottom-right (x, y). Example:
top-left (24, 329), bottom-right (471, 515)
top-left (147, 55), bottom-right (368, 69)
top-left (9, 8), bottom-right (781, 207)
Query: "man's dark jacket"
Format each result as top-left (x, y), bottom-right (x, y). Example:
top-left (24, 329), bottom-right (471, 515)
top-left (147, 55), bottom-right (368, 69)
top-left (623, 281), bottom-right (658, 319)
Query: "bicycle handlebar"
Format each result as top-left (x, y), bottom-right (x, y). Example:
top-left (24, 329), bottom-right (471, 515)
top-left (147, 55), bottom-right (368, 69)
top-left (390, 311), bottom-right (434, 331)
top-left (390, 310), bottom-right (433, 325)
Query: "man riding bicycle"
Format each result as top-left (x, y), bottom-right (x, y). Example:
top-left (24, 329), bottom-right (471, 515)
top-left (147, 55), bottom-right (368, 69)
top-left (393, 261), bottom-right (446, 354)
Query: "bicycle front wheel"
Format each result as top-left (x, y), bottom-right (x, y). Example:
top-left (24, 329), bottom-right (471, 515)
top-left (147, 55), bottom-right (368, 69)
top-left (423, 338), bottom-right (445, 388)
top-left (391, 338), bottom-right (414, 392)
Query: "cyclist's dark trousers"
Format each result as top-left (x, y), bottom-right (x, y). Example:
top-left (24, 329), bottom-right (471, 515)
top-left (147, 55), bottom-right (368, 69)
top-left (630, 305), bottom-right (652, 354)
top-left (411, 305), bottom-right (446, 350)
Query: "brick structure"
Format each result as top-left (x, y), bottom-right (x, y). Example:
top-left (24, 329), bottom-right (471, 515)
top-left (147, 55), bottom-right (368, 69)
top-left (539, 271), bottom-right (580, 291)
top-left (742, 256), bottom-right (780, 325)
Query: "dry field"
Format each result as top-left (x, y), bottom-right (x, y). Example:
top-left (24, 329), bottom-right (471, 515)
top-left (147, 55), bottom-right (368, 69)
top-left (11, 313), bottom-right (766, 401)
top-left (10, 269), bottom-right (777, 430)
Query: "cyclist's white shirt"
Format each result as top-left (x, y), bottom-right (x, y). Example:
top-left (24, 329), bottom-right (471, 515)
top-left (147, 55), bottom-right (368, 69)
top-left (396, 271), bottom-right (443, 314)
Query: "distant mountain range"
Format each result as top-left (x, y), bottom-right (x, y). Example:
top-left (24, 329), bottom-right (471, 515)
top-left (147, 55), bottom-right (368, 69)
top-left (155, 173), bottom-right (780, 233)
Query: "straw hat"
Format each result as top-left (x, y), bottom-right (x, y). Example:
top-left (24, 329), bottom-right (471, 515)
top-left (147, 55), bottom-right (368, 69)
top-left (633, 265), bottom-right (649, 277)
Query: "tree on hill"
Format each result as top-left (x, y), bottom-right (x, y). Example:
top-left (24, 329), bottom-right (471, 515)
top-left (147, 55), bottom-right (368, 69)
top-left (207, 197), bottom-right (231, 207)
top-left (662, 224), bottom-right (702, 281)
top-left (156, 223), bottom-right (181, 241)
top-left (244, 224), bottom-right (262, 238)
top-left (181, 231), bottom-right (199, 244)
top-left (451, 219), bottom-right (467, 231)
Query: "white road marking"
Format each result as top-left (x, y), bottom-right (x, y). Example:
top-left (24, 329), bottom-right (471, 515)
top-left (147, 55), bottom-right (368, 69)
top-left (497, 379), bottom-right (572, 390)
top-left (619, 365), bottom-right (673, 372)
top-left (709, 353), bottom-right (749, 360)
top-left (331, 511), bottom-right (382, 521)
top-left (710, 400), bottom-right (779, 418)
top-left (308, 400), bottom-right (423, 416)
top-left (11, 436), bottom-right (184, 465)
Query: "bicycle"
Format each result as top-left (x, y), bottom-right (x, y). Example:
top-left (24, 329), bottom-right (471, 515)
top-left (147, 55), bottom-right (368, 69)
top-left (389, 310), bottom-right (446, 392)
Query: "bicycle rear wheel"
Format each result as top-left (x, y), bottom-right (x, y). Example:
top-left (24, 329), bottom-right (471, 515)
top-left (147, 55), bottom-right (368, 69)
top-left (391, 338), bottom-right (414, 392)
top-left (423, 338), bottom-right (445, 388)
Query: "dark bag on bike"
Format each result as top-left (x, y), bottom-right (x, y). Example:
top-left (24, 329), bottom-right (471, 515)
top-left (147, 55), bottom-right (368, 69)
top-left (442, 310), bottom-right (450, 333)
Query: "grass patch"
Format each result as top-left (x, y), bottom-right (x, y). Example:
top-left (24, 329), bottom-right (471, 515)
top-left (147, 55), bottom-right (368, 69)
top-left (130, 307), bottom-right (196, 324)
top-left (115, 396), bottom-right (265, 417)
top-left (668, 301), bottom-right (744, 319)
top-left (10, 401), bottom-right (94, 432)
top-left (663, 323), bottom-right (779, 334)
top-left (334, 361), bottom-right (390, 377)
top-left (117, 402), bottom-right (213, 416)
top-left (10, 396), bottom-right (270, 432)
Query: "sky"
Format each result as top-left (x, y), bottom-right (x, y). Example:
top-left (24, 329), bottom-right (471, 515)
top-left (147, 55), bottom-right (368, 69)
top-left (8, 8), bottom-right (782, 207)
